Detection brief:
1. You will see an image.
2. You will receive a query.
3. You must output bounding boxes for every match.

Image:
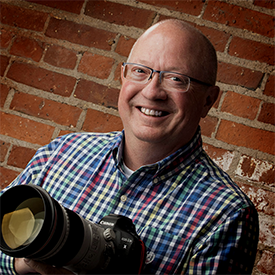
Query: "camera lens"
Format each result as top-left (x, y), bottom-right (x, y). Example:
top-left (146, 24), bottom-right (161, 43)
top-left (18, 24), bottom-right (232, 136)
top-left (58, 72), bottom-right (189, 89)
top-left (2, 197), bottom-right (44, 249)
top-left (0, 184), bottom-right (110, 272)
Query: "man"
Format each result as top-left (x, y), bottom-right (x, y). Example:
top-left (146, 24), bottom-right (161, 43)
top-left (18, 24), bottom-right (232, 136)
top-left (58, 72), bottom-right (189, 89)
top-left (0, 19), bottom-right (258, 274)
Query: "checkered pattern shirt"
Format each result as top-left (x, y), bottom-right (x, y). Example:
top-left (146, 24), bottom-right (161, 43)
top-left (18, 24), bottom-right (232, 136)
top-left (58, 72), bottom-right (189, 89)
top-left (0, 129), bottom-right (259, 274)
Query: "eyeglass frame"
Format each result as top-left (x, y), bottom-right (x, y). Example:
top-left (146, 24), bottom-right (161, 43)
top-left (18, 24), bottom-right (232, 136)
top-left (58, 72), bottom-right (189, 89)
top-left (122, 62), bottom-right (212, 92)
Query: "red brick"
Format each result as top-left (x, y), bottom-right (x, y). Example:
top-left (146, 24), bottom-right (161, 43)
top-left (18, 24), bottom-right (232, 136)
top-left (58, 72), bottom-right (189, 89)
top-left (0, 3), bottom-right (47, 32)
top-left (0, 140), bottom-right (10, 162)
top-left (26, 0), bottom-right (85, 14)
top-left (237, 182), bottom-right (275, 215)
top-left (203, 1), bottom-right (274, 38)
top-left (82, 109), bottom-right (123, 132)
top-left (0, 167), bottom-right (20, 190)
top-left (0, 55), bottom-right (10, 76)
top-left (217, 62), bottom-right (263, 89)
top-left (221, 91), bottom-right (261, 120)
top-left (0, 84), bottom-right (10, 108)
top-left (0, 111), bottom-right (54, 145)
top-left (10, 36), bottom-right (44, 62)
top-left (0, 27), bottom-right (13, 49)
top-left (216, 120), bottom-right (275, 155)
top-left (115, 36), bottom-right (136, 57)
top-left (85, 1), bottom-right (155, 29)
top-left (196, 25), bottom-right (230, 53)
top-left (10, 92), bottom-right (82, 127)
top-left (203, 143), bottom-right (234, 171)
top-left (114, 63), bottom-right (123, 82)
top-left (258, 103), bottom-right (275, 125)
top-left (140, 0), bottom-right (205, 16)
top-left (78, 53), bottom-right (114, 79)
top-left (7, 62), bottom-right (76, 96)
top-left (256, 251), bottom-right (275, 274)
top-left (253, 0), bottom-right (275, 9)
top-left (229, 37), bottom-right (274, 65)
top-left (200, 115), bottom-right (218, 137)
top-left (264, 75), bottom-right (275, 98)
top-left (7, 145), bottom-right (36, 169)
top-left (44, 44), bottom-right (77, 69)
top-left (74, 79), bottom-right (119, 109)
top-left (45, 17), bottom-right (116, 51)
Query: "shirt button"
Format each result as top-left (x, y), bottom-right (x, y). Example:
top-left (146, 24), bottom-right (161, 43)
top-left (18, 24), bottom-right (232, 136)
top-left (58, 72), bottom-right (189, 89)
top-left (120, 195), bottom-right (127, 202)
top-left (153, 178), bottom-right (158, 184)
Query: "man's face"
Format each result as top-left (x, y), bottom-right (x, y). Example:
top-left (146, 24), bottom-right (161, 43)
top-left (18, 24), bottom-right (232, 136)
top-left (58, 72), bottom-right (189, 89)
top-left (118, 25), bottom-right (215, 152)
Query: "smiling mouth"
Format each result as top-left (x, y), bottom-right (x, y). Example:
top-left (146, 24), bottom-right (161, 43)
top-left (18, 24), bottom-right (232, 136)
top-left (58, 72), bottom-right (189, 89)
top-left (140, 107), bottom-right (168, 117)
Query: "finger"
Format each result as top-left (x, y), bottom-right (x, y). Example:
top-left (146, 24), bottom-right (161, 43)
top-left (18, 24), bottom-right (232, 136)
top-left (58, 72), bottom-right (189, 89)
top-left (24, 259), bottom-right (74, 275)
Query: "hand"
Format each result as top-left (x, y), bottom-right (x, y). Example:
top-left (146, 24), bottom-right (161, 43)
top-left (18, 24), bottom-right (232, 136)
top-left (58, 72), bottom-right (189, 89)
top-left (14, 258), bottom-right (74, 274)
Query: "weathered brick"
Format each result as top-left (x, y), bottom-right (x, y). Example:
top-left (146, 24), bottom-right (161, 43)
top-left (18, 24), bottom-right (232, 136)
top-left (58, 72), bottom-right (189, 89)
top-left (44, 44), bottom-right (77, 69)
top-left (217, 62), bottom-right (263, 89)
top-left (0, 27), bottom-right (13, 49)
top-left (216, 120), bottom-right (275, 155)
top-left (78, 53), bottom-right (114, 79)
top-left (74, 79), bottom-right (119, 109)
top-left (82, 109), bottom-right (123, 132)
top-left (264, 75), bottom-right (275, 98)
top-left (0, 111), bottom-right (54, 145)
top-left (203, 1), bottom-right (274, 38)
top-left (0, 3), bottom-right (47, 32)
top-left (258, 215), bottom-right (275, 248)
top-left (7, 62), bottom-right (76, 96)
top-left (7, 145), bottom-right (36, 169)
top-left (85, 1), bottom-right (155, 29)
top-left (0, 55), bottom-right (10, 76)
top-left (237, 182), bottom-right (275, 215)
top-left (115, 36), bottom-right (136, 57)
top-left (221, 91), bottom-right (261, 120)
top-left (256, 250), bottom-right (275, 275)
top-left (200, 115), bottom-right (218, 137)
top-left (140, 0), bottom-right (205, 16)
top-left (236, 155), bottom-right (275, 187)
top-left (10, 92), bottom-right (82, 127)
top-left (203, 143), bottom-right (234, 172)
top-left (10, 36), bottom-right (44, 62)
top-left (253, 0), bottom-right (275, 9)
top-left (0, 167), bottom-right (20, 190)
top-left (258, 102), bottom-right (275, 125)
top-left (26, 0), bottom-right (85, 14)
top-left (45, 17), bottom-right (116, 51)
top-left (229, 37), bottom-right (274, 65)
top-left (0, 83), bottom-right (10, 108)
top-left (0, 140), bottom-right (10, 162)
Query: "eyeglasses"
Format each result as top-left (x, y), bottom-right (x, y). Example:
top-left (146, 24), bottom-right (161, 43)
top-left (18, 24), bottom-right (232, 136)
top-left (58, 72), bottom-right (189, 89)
top-left (122, 62), bottom-right (212, 93)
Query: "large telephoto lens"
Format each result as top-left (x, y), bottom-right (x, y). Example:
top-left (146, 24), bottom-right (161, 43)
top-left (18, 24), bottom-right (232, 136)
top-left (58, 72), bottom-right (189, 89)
top-left (0, 184), bottom-right (114, 273)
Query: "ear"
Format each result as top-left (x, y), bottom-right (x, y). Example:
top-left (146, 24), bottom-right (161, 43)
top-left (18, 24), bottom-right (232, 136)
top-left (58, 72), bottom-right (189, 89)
top-left (201, 85), bottom-right (220, 118)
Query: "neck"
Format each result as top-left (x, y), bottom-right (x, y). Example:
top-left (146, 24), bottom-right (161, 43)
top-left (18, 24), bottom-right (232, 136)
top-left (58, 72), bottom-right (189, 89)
top-left (123, 135), bottom-right (185, 171)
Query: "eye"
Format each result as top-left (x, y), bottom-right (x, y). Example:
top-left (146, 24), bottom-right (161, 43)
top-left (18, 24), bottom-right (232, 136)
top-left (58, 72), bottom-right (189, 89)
top-left (164, 73), bottom-right (189, 86)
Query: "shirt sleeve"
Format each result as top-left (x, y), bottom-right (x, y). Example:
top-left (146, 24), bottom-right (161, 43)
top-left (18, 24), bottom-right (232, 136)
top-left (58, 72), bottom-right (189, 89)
top-left (184, 205), bottom-right (259, 274)
top-left (0, 253), bottom-right (17, 275)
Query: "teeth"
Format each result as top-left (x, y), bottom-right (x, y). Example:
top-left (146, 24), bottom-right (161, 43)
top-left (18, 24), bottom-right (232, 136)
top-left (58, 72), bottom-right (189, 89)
top-left (141, 107), bottom-right (162, 117)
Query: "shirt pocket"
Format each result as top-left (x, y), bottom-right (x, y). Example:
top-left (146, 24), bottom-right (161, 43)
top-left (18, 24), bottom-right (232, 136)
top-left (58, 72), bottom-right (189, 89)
top-left (139, 226), bottom-right (190, 275)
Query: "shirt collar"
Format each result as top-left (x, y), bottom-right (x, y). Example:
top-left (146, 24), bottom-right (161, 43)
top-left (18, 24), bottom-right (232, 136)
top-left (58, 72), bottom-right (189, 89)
top-left (112, 127), bottom-right (203, 175)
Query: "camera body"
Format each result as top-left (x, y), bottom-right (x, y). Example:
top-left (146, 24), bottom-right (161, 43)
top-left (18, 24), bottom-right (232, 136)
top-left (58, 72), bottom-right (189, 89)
top-left (0, 184), bottom-right (146, 274)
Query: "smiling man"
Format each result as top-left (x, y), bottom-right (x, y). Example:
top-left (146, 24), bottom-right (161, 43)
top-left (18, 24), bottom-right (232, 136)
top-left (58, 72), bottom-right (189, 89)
top-left (0, 19), bottom-right (259, 275)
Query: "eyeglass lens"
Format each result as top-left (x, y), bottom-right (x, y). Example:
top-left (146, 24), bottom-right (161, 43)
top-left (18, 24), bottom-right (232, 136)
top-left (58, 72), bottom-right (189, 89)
top-left (123, 63), bottom-right (191, 92)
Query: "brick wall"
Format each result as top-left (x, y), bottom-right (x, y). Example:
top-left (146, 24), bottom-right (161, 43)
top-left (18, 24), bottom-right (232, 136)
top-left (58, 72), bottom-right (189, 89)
top-left (0, 0), bottom-right (274, 273)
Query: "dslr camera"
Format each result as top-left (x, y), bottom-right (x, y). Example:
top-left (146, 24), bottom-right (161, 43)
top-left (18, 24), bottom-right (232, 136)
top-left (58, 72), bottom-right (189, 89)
top-left (0, 184), bottom-right (146, 274)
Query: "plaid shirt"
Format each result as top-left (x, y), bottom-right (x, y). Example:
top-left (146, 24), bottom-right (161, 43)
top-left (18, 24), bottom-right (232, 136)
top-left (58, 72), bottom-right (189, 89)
top-left (0, 129), bottom-right (259, 274)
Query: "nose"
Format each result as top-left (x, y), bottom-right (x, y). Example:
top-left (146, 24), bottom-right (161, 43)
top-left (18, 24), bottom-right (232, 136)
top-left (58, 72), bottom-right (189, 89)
top-left (141, 73), bottom-right (167, 100)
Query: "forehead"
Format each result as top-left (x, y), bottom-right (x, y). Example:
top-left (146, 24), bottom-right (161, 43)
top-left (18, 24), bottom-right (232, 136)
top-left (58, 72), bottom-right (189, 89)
top-left (129, 25), bottom-right (199, 73)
